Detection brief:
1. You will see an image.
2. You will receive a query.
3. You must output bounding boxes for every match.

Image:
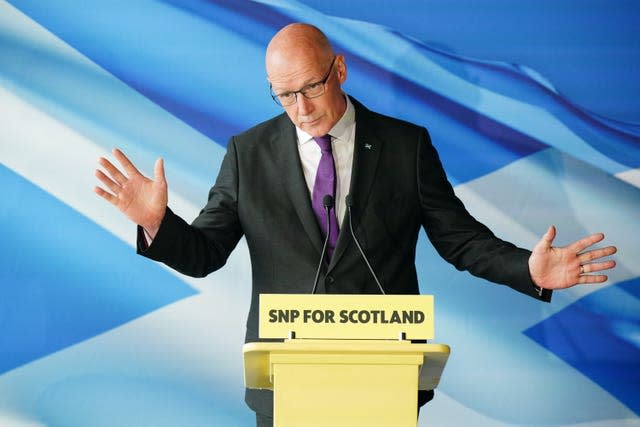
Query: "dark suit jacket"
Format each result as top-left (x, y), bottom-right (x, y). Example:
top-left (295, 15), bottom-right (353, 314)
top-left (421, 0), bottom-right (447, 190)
top-left (138, 97), bottom-right (551, 414)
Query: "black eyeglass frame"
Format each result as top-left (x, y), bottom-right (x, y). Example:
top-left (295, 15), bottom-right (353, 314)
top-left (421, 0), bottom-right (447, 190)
top-left (269, 56), bottom-right (337, 107)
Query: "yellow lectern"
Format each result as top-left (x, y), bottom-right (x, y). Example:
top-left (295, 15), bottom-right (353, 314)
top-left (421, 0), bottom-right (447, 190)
top-left (243, 294), bottom-right (450, 427)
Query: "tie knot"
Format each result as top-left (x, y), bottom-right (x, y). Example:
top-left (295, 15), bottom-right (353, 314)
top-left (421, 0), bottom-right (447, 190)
top-left (313, 134), bottom-right (332, 152)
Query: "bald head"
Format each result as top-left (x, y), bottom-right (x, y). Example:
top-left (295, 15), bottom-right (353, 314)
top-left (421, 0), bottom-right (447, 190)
top-left (265, 23), bottom-right (347, 137)
top-left (266, 23), bottom-right (334, 80)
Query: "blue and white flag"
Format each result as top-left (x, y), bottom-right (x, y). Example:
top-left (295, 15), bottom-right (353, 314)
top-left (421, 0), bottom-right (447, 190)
top-left (1, 1), bottom-right (638, 425)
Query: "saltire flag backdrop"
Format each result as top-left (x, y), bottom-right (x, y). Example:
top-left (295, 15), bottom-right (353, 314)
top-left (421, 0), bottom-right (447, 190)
top-left (1, 0), bottom-right (639, 426)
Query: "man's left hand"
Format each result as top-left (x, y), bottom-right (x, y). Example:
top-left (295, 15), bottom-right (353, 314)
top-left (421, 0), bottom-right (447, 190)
top-left (529, 225), bottom-right (617, 290)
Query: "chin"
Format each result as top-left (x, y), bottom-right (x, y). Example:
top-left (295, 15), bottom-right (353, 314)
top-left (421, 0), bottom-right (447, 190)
top-left (304, 123), bottom-right (330, 137)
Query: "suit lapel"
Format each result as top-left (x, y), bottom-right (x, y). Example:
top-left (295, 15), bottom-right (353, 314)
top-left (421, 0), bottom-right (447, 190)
top-left (329, 98), bottom-right (384, 269)
top-left (271, 116), bottom-right (325, 256)
top-left (270, 99), bottom-right (383, 272)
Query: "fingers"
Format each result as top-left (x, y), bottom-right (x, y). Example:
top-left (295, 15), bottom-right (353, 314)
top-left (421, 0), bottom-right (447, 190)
top-left (575, 242), bottom-right (616, 285)
top-left (98, 155), bottom-right (128, 185)
top-left (94, 162), bottom-right (121, 206)
top-left (94, 148), bottom-right (137, 205)
top-left (578, 273), bottom-right (610, 285)
top-left (575, 255), bottom-right (616, 287)
top-left (95, 168), bottom-right (120, 194)
top-left (95, 147), bottom-right (148, 189)
top-left (113, 148), bottom-right (142, 178)
top-left (569, 232), bottom-right (606, 253)
top-left (579, 259), bottom-right (617, 275)
top-left (93, 185), bottom-right (116, 204)
top-left (578, 245), bottom-right (617, 264)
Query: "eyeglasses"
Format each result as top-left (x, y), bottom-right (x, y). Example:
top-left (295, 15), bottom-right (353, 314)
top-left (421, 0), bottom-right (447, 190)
top-left (270, 56), bottom-right (336, 107)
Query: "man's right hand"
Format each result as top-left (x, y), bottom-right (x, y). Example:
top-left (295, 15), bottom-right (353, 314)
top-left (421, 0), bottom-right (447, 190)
top-left (94, 148), bottom-right (168, 238)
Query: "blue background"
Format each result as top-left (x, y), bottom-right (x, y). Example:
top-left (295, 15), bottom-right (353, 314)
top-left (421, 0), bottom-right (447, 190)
top-left (1, 1), bottom-right (638, 425)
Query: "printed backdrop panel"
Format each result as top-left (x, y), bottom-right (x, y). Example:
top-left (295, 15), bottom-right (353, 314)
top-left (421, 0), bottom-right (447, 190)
top-left (1, 1), bottom-right (638, 426)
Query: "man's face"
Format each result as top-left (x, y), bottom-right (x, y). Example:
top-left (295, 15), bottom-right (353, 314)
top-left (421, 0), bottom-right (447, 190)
top-left (267, 54), bottom-right (347, 137)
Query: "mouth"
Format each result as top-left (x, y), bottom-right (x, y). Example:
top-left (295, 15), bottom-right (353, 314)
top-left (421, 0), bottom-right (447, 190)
top-left (300, 116), bottom-right (322, 127)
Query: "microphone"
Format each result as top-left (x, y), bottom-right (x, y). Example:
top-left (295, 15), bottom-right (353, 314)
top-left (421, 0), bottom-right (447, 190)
top-left (311, 195), bottom-right (334, 294)
top-left (345, 195), bottom-right (386, 294)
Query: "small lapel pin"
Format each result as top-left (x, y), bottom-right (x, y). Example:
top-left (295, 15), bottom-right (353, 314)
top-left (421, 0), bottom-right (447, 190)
top-left (364, 143), bottom-right (373, 150)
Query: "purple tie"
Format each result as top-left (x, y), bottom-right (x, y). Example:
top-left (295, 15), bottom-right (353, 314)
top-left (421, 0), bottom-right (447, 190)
top-left (312, 134), bottom-right (339, 260)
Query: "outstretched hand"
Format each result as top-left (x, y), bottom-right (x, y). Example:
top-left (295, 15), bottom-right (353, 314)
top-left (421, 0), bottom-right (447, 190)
top-left (94, 148), bottom-right (167, 238)
top-left (529, 225), bottom-right (617, 290)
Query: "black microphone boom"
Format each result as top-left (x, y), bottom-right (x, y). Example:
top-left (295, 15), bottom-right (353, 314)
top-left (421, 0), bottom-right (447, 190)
top-left (311, 195), bottom-right (334, 294)
top-left (345, 195), bottom-right (386, 294)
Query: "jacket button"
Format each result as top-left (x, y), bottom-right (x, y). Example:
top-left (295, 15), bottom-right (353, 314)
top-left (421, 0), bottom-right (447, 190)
top-left (326, 275), bottom-right (335, 284)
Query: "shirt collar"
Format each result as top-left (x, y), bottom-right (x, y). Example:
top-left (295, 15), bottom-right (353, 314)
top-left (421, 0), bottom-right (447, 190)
top-left (296, 95), bottom-right (355, 145)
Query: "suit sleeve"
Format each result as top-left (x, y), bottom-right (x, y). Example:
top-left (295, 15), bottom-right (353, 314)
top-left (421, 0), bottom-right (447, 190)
top-left (416, 128), bottom-right (551, 302)
top-left (136, 137), bottom-right (244, 278)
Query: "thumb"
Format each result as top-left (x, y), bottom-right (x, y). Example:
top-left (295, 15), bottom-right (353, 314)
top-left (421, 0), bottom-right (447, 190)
top-left (535, 225), bottom-right (556, 251)
top-left (153, 158), bottom-right (166, 184)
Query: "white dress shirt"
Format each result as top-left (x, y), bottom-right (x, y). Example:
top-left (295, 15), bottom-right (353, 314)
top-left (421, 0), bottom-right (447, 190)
top-left (295, 95), bottom-right (356, 226)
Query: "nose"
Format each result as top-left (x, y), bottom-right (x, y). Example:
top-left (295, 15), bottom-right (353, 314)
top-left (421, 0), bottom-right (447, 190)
top-left (296, 93), bottom-right (314, 116)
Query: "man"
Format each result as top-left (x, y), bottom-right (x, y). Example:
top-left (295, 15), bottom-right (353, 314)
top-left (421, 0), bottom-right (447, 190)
top-left (95, 23), bottom-right (616, 426)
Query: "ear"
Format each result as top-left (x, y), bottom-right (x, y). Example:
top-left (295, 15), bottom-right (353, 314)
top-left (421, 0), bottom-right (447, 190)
top-left (335, 54), bottom-right (347, 84)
